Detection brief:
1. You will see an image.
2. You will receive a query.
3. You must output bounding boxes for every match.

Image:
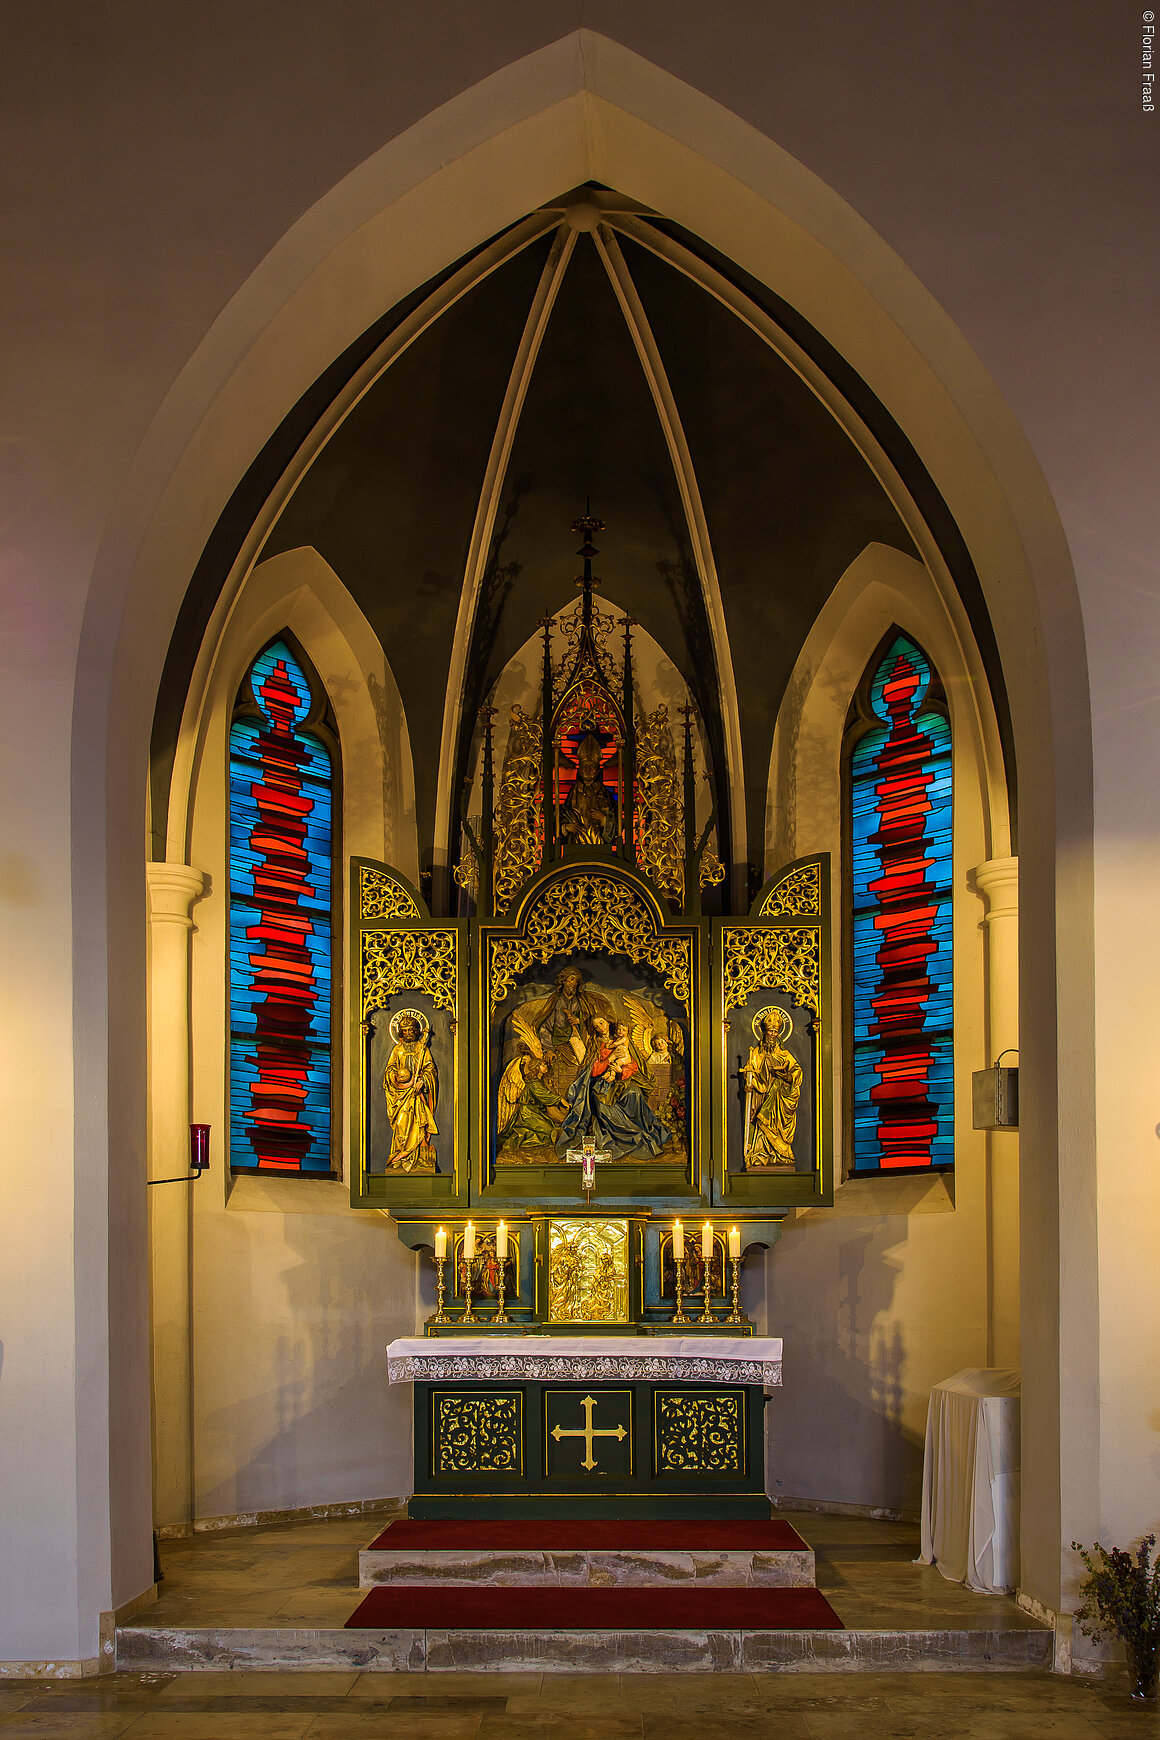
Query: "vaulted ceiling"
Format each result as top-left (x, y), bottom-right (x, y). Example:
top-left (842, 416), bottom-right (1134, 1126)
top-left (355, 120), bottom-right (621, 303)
top-left (155, 187), bottom-right (1017, 898)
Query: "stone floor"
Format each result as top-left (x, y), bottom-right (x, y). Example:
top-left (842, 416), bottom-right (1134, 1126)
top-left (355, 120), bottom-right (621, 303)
top-left (141, 1507), bottom-right (1044, 1634)
top-left (0, 1669), bottom-right (1154, 1737)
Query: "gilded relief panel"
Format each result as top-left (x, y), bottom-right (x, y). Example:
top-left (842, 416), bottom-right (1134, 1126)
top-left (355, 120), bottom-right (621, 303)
top-left (548, 1218), bottom-right (629, 1323)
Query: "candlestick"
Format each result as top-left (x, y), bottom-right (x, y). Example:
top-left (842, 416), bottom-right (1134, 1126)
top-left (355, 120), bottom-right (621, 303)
top-left (432, 1250), bottom-right (450, 1324)
top-left (700, 1221), bottom-right (716, 1324)
top-left (672, 1218), bottom-right (684, 1261)
top-left (461, 1224), bottom-right (477, 1323)
top-left (729, 1225), bottom-right (740, 1262)
top-left (724, 1251), bottom-right (746, 1326)
top-left (672, 1242), bottom-right (691, 1324)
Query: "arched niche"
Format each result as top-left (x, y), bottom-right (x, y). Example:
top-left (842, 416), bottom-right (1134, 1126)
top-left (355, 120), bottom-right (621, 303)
top-left (72, 30), bottom-right (1090, 1612)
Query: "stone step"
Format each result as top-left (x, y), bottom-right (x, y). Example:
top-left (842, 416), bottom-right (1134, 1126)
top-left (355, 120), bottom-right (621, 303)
top-left (358, 1517), bottom-right (815, 1589)
top-left (359, 1543), bottom-right (816, 1588)
top-left (117, 1622), bottom-right (1054, 1675)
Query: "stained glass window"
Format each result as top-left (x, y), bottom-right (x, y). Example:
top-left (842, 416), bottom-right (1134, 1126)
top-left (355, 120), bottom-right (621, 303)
top-left (849, 633), bottom-right (952, 1171)
top-left (229, 639), bottom-right (336, 1174)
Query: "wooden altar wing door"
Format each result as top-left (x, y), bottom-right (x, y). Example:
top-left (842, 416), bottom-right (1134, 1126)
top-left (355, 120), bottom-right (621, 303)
top-left (350, 857), bottom-right (470, 1209)
top-left (712, 854), bottom-right (834, 1209)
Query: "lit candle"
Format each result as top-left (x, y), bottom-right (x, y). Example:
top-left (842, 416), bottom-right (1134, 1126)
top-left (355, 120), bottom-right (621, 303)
top-left (729, 1225), bottom-right (741, 1262)
top-left (702, 1221), bottom-right (713, 1264)
top-left (672, 1219), bottom-right (684, 1261)
top-left (434, 1226), bottom-right (447, 1260)
top-left (496, 1220), bottom-right (507, 1260)
top-left (463, 1221), bottom-right (476, 1261)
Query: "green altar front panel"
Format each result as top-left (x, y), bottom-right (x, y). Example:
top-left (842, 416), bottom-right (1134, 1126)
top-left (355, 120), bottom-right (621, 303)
top-left (410, 1380), bottom-right (768, 1518)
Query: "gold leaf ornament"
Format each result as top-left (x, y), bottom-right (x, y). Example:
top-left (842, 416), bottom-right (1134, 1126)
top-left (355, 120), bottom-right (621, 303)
top-left (488, 874), bottom-right (691, 1014)
top-left (721, 924), bottom-right (821, 1017)
top-left (362, 929), bottom-right (457, 1016)
top-left (359, 866), bottom-right (421, 921)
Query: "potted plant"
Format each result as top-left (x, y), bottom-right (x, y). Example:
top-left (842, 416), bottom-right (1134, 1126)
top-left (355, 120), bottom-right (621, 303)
top-left (1072, 1535), bottom-right (1160, 1700)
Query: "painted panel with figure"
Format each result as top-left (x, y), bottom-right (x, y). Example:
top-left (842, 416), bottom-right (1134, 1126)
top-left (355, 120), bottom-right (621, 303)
top-left (492, 958), bottom-right (688, 1167)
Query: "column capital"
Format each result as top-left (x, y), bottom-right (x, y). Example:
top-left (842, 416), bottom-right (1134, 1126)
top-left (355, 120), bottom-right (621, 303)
top-left (973, 855), bottom-right (1018, 921)
top-left (147, 861), bottom-right (207, 925)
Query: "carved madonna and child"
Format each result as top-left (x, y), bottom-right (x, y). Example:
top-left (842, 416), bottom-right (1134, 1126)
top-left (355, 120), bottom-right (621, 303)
top-left (495, 965), bottom-right (686, 1166)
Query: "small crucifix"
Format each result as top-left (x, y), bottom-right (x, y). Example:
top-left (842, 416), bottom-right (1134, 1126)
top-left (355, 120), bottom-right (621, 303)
top-left (565, 1136), bottom-right (608, 1203)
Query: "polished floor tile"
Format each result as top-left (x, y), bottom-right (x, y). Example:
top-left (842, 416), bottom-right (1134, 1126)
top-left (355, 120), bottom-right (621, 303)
top-left (0, 1672), bottom-right (1158, 1736)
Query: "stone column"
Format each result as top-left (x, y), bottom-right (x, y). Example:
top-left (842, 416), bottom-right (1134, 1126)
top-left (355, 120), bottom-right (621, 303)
top-left (146, 863), bottom-right (206, 1535)
top-left (974, 856), bottom-right (1020, 1367)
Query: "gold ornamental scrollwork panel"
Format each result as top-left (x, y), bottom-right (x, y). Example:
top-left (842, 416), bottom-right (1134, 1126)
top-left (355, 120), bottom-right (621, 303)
top-left (362, 928), bottom-right (458, 1017)
top-left (359, 866), bottom-right (422, 922)
top-left (653, 1391), bottom-right (745, 1474)
top-left (432, 1391), bottom-right (523, 1476)
top-left (488, 873), bottom-right (692, 1014)
top-left (721, 924), bottom-right (821, 1017)
top-left (758, 861), bottom-right (821, 920)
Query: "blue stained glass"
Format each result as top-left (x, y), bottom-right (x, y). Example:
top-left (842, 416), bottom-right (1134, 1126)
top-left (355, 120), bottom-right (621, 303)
top-left (849, 634), bottom-right (953, 1172)
top-left (228, 639), bottom-right (336, 1175)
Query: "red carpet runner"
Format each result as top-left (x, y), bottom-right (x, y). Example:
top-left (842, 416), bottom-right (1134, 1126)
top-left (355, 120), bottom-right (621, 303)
top-left (363, 1518), bottom-right (810, 1552)
top-left (346, 1584), bottom-right (842, 1630)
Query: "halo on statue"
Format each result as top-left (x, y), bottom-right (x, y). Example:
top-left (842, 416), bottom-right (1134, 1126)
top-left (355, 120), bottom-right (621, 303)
top-left (752, 1005), bottom-right (791, 1043)
top-left (388, 1007), bottom-right (430, 1045)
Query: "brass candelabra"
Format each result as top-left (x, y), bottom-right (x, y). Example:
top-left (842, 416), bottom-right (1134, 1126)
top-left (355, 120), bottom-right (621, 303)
top-left (671, 1249), bottom-right (692, 1324)
top-left (724, 1254), bottom-right (746, 1326)
top-left (699, 1254), bottom-right (717, 1325)
top-left (493, 1259), bottom-right (510, 1325)
top-left (461, 1256), bottom-right (477, 1324)
top-left (432, 1254), bottom-right (450, 1324)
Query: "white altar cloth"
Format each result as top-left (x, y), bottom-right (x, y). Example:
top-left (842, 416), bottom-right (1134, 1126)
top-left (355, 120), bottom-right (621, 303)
top-left (919, 1368), bottom-right (1020, 1594)
top-left (386, 1334), bottom-right (783, 1391)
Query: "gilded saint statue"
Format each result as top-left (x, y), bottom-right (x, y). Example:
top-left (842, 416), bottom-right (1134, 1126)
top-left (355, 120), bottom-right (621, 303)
top-left (741, 1007), bottom-right (802, 1168)
top-left (383, 1009), bottom-right (438, 1171)
top-left (559, 732), bottom-right (617, 847)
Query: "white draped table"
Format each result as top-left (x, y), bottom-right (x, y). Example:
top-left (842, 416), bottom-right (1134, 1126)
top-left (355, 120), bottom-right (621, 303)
top-left (919, 1367), bottom-right (1021, 1594)
top-left (386, 1334), bottom-right (784, 1392)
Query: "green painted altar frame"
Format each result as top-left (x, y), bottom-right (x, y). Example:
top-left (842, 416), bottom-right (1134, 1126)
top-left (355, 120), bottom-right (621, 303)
top-left (409, 1378), bottom-right (768, 1518)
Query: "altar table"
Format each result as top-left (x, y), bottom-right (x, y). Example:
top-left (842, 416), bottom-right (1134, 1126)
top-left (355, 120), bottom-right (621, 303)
top-left (387, 1334), bottom-right (783, 1519)
top-left (919, 1368), bottom-right (1020, 1594)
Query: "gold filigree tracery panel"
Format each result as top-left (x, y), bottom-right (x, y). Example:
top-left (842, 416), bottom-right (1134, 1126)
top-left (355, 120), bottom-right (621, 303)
top-left (488, 874), bottom-right (691, 1014)
top-left (654, 1392), bottom-right (743, 1473)
top-left (721, 924), bottom-right (820, 1017)
top-left (359, 867), bottom-right (422, 922)
top-left (362, 929), bottom-right (457, 1016)
top-left (434, 1392), bottom-right (523, 1475)
top-left (492, 705), bottom-right (543, 915)
top-left (758, 862), bottom-right (821, 920)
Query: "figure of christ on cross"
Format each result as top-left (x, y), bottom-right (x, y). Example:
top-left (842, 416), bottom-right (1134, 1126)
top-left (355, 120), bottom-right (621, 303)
top-left (549, 1394), bottom-right (628, 1471)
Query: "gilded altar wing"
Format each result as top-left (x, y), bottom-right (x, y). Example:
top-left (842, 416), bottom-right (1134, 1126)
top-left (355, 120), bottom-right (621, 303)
top-left (496, 1055), bottom-right (527, 1138)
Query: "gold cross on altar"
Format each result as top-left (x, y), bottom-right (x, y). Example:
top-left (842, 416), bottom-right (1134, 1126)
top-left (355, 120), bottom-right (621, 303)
top-left (549, 1394), bottom-right (627, 1471)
